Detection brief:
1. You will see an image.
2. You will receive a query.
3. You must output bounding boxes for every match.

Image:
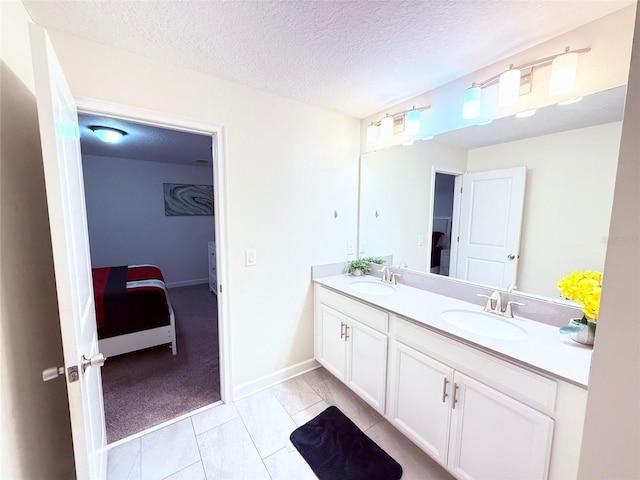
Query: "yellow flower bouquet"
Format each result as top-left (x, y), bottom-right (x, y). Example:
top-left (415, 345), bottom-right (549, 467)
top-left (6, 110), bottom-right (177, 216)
top-left (557, 270), bottom-right (602, 344)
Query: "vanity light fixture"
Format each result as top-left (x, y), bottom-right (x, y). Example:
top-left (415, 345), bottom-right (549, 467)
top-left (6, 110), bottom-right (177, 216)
top-left (462, 83), bottom-right (482, 119)
top-left (478, 120), bottom-right (493, 125)
top-left (380, 115), bottom-right (394, 140)
top-left (549, 48), bottom-right (579, 96)
top-left (404, 108), bottom-right (421, 136)
top-left (461, 46), bottom-right (589, 119)
top-left (498, 65), bottom-right (522, 107)
top-left (88, 125), bottom-right (127, 144)
top-left (365, 105), bottom-right (430, 146)
top-left (366, 123), bottom-right (377, 146)
top-left (422, 135), bottom-right (434, 141)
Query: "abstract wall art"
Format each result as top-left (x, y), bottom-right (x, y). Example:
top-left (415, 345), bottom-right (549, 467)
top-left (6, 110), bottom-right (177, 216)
top-left (163, 183), bottom-right (214, 216)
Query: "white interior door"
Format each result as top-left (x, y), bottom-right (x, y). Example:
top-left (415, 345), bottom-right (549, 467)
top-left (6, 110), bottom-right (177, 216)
top-left (30, 24), bottom-right (107, 480)
top-left (454, 167), bottom-right (526, 289)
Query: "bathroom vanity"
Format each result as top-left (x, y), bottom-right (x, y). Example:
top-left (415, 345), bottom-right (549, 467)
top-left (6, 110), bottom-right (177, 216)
top-left (313, 274), bottom-right (590, 480)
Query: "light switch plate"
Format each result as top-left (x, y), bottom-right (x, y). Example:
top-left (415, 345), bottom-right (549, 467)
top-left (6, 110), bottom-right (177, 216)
top-left (245, 249), bottom-right (257, 266)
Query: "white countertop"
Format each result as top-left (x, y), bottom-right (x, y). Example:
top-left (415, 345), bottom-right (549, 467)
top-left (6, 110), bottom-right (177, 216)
top-left (314, 274), bottom-right (592, 388)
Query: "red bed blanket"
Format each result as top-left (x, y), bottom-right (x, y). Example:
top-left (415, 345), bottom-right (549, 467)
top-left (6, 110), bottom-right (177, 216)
top-left (92, 264), bottom-right (170, 337)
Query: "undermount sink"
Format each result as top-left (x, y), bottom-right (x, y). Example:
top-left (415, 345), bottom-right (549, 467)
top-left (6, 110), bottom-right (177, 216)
top-left (441, 309), bottom-right (528, 341)
top-left (348, 281), bottom-right (396, 296)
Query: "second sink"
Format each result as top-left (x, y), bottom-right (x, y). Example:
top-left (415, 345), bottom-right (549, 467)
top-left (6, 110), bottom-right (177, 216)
top-left (348, 281), bottom-right (396, 296)
top-left (441, 309), bottom-right (528, 341)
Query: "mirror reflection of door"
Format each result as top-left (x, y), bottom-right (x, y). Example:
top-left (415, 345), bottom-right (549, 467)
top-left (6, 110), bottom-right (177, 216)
top-left (430, 168), bottom-right (527, 290)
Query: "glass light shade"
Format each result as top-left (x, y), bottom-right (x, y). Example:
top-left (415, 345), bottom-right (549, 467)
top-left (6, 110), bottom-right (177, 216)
top-left (381, 115), bottom-right (394, 139)
top-left (405, 109), bottom-right (420, 136)
top-left (515, 108), bottom-right (536, 118)
top-left (365, 124), bottom-right (377, 146)
top-left (549, 51), bottom-right (579, 96)
top-left (462, 86), bottom-right (482, 119)
top-left (90, 126), bottom-right (126, 143)
top-left (498, 67), bottom-right (521, 107)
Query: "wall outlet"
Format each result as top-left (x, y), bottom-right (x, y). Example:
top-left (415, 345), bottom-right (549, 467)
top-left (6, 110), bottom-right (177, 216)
top-left (418, 234), bottom-right (424, 246)
top-left (245, 249), bottom-right (257, 266)
top-left (347, 243), bottom-right (354, 255)
top-left (359, 243), bottom-right (366, 253)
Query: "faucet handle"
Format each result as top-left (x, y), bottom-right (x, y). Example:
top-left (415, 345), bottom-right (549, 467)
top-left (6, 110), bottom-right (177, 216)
top-left (503, 300), bottom-right (525, 318)
top-left (476, 294), bottom-right (493, 312)
top-left (390, 273), bottom-right (401, 285)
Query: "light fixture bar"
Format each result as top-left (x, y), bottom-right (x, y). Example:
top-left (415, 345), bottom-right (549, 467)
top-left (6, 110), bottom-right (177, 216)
top-left (369, 105), bottom-right (430, 128)
top-left (476, 47), bottom-right (590, 89)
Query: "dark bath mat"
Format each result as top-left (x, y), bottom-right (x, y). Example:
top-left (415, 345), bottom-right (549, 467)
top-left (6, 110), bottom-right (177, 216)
top-left (289, 406), bottom-right (403, 480)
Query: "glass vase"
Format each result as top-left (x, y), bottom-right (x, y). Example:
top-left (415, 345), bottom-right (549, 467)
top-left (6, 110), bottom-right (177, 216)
top-left (570, 319), bottom-right (596, 346)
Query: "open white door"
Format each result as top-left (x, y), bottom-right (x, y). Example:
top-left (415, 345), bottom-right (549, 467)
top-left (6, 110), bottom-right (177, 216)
top-left (30, 24), bottom-right (107, 479)
top-left (454, 167), bottom-right (526, 289)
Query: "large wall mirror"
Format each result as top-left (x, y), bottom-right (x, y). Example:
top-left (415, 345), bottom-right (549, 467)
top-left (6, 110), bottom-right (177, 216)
top-left (359, 85), bottom-right (626, 299)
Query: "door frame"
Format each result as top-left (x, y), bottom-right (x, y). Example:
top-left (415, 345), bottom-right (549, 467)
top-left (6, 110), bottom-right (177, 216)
top-left (74, 98), bottom-right (231, 404)
top-left (427, 166), bottom-right (464, 276)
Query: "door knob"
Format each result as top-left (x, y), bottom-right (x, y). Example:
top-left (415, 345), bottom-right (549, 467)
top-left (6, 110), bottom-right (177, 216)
top-left (81, 353), bottom-right (106, 373)
top-left (507, 254), bottom-right (516, 260)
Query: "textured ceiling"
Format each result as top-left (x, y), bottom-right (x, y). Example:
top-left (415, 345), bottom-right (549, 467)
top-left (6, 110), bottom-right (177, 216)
top-left (24, 0), bottom-right (633, 118)
top-left (78, 114), bottom-right (213, 166)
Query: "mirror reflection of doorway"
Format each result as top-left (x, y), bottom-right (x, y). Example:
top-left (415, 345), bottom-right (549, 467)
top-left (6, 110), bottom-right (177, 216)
top-left (430, 172), bottom-right (457, 276)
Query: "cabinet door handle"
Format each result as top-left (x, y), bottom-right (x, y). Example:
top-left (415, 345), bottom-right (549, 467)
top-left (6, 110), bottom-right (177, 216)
top-left (340, 322), bottom-right (345, 339)
top-left (441, 377), bottom-right (449, 403)
top-left (452, 383), bottom-right (459, 409)
top-left (344, 325), bottom-right (349, 341)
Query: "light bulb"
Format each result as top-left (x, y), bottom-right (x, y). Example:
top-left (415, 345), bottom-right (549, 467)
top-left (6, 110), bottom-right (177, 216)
top-left (463, 85), bottom-right (482, 119)
top-left (365, 124), bottom-right (377, 146)
top-left (550, 51), bottom-right (578, 96)
top-left (405, 109), bottom-right (420, 136)
top-left (498, 66), bottom-right (521, 107)
top-left (381, 115), bottom-right (394, 139)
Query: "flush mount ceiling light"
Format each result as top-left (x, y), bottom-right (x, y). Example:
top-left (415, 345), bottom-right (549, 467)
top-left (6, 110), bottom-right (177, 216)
top-left (88, 125), bottom-right (127, 143)
top-left (365, 105), bottom-right (430, 147)
top-left (461, 46), bottom-right (589, 119)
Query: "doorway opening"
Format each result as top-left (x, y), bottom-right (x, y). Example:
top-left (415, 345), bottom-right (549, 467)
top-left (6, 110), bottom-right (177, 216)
top-left (430, 172), bottom-right (459, 277)
top-left (77, 110), bottom-right (224, 443)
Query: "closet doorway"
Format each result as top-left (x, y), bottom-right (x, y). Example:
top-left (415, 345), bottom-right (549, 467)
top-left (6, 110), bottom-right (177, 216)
top-left (77, 105), bottom-right (228, 443)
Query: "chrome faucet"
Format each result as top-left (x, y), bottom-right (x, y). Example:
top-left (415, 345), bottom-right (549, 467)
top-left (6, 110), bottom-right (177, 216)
top-left (476, 291), bottom-right (524, 318)
top-left (379, 266), bottom-right (401, 285)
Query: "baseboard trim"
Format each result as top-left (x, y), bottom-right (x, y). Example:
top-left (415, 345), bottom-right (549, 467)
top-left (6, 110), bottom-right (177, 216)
top-left (166, 278), bottom-right (208, 288)
top-left (233, 358), bottom-right (321, 400)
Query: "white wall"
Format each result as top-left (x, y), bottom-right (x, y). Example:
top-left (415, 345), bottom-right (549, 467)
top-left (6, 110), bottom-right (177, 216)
top-left (83, 154), bottom-right (214, 286)
top-left (579, 6), bottom-right (640, 478)
top-left (43, 28), bottom-right (360, 389)
top-left (360, 141), bottom-right (466, 271)
top-left (0, 1), bottom-right (75, 478)
top-left (467, 122), bottom-right (622, 297)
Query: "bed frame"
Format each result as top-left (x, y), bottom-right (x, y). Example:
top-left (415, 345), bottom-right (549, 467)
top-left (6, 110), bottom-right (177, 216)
top-left (94, 265), bottom-right (177, 358)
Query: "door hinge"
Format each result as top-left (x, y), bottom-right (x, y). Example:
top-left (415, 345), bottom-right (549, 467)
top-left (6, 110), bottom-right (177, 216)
top-left (456, 236), bottom-right (459, 243)
top-left (219, 284), bottom-right (223, 293)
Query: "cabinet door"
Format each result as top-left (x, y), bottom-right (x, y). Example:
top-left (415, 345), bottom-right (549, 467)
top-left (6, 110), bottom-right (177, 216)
top-left (387, 341), bottom-right (453, 466)
top-left (448, 372), bottom-right (554, 480)
top-left (315, 303), bottom-right (347, 381)
top-left (346, 318), bottom-right (387, 413)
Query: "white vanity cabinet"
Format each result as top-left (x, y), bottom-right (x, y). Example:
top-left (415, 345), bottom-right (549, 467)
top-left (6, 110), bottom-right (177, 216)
top-left (313, 280), bottom-right (588, 479)
top-left (314, 285), bottom-right (388, 413)
top-left (388, 316), bottom-right (565, 480)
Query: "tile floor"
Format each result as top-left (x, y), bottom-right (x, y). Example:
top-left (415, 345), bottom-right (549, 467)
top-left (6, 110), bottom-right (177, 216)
top-left (106, 367), bottom-right (454, 480)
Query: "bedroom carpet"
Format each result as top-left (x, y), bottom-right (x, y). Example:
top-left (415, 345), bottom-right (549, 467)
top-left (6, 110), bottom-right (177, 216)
top-left (101, 284), bottom-right (220, 443)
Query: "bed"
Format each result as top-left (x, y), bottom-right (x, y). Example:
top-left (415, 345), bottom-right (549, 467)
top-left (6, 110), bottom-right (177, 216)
top-left (92, 264), bottom-right (176, 358)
